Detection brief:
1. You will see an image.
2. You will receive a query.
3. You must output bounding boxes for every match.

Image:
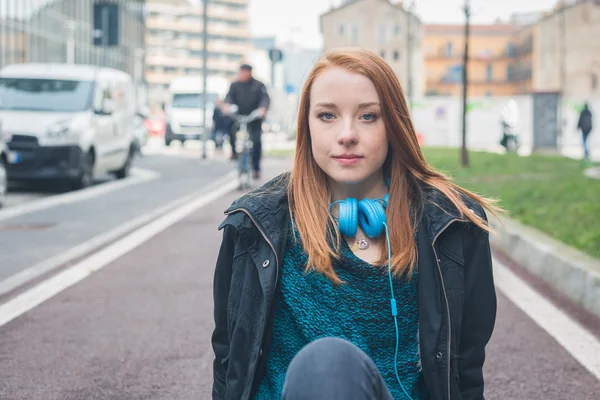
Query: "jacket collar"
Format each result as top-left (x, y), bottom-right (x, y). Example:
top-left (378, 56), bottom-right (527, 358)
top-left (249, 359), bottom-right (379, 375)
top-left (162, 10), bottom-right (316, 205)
top-left (224, 172), bottom-right (463, 242)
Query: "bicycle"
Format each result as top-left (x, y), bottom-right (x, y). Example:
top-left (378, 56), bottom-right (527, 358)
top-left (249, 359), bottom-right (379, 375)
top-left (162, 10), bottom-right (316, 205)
top-left (233, 109), bottom-right (262, 190)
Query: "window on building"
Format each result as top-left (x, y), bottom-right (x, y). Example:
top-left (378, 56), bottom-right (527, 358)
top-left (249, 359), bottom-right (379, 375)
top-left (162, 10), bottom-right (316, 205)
top-left (446, 42), bottom-right (453, 57)
top-left (507, 65), bottom-right (515, 81)
top-left (379, 24), bottom-right (388, 44)
top-left (380, 50), bottom-right (385, 59)
top-left (339, 24), bottom-right (345, 36)
top-left (351, 24), bottom-right (360, 45)
top-left (393, 50), bottom-right (400, 61)
top-left (592, 73), bottom-right (598, 91)
top-left (486, 64), bottom-right (493, 82)
top-left (394, 24), bottom-right (401, 36)
top-left (506, 43), bottom-right (517, 57)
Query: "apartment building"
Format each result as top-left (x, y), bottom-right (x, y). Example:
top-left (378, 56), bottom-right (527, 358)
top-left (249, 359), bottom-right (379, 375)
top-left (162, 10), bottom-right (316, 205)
top-left (0, 0), bottom-right (146, 77)
top-left (144, 0), bottom-right (252, 102)
top-left (514, 0), bottom-right (600, 98)
top-left (320, 0), bottom-right (423, 100)
top-left (423, 23), bottom-right (519, 97)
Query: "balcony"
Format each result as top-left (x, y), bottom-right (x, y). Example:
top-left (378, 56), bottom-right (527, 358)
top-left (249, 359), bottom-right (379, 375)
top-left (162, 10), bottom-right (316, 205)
top-left (145, 36), bottom-right (250, 54)
top-left (146, 18), bottom-right (249, 38)
top-left (145, 54), bottom-right (240, 72)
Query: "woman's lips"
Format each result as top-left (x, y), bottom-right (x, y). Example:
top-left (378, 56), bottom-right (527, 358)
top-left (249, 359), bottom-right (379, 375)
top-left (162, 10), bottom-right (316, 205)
top-left (332, 155), bottom-right (363, 166)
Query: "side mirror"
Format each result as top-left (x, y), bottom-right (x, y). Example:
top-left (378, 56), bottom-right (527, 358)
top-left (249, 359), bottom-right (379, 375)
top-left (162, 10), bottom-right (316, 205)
top-left (102, 99), bottom-right (115, 115)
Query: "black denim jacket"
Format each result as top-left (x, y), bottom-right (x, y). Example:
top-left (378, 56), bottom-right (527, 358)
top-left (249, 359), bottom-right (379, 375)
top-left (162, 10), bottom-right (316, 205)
top-left (212, 174), bottom-right (496, 400)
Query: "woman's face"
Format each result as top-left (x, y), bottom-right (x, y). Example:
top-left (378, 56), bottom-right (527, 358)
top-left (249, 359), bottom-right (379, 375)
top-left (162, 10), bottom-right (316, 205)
top-left (308, 67), bottom-right (389, 186)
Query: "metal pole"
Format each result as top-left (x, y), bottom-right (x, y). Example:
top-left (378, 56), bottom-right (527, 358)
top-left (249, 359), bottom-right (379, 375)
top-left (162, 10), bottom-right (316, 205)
top-left (460, 0), bottom-right (470, 167)
top-left (202, 0), bottom-right (209, 160)
top-left (67, 20), bottom-right (76, 64)
top-left (558, 2), bottom-right (566, 146)
top-left (406, 0), bottom-right (415, 112)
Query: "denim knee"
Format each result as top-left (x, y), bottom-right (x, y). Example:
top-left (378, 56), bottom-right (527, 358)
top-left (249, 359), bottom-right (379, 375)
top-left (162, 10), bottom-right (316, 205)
top-left (282, 337), bottom-right (392, 400)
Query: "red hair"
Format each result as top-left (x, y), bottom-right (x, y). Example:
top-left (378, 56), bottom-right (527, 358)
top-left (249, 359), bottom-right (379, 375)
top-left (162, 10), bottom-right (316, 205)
top-left (288, 48), bottom-right (499, 284)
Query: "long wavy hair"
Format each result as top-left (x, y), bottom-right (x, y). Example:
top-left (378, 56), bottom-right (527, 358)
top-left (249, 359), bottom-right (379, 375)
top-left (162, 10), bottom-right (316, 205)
top-left (287, 48), bottom-right (499, 284)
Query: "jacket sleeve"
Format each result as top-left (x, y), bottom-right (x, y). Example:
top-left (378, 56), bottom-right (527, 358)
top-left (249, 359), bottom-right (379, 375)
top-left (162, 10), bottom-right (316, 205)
top-left (458, 211), bottom-right (497, 400)
top-left (224, 83), bottom-right (236, 105)
top-left (258, 82), bottom-right (270, 110)
top-left (212, 224), bottom-right (236, 399)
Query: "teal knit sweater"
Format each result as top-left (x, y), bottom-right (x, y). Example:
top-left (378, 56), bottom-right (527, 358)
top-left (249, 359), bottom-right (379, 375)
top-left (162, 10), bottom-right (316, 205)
top-left (253, 222), bottom-right (426, 399)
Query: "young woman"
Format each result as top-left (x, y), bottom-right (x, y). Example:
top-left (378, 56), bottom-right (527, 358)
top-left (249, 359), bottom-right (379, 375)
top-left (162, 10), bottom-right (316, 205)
top-left (212, 48), bottom-right (498, 400)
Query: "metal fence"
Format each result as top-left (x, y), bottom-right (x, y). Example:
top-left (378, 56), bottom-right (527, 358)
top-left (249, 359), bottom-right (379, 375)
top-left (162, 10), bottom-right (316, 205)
top-left (0, 0), bottom-right (146, 81)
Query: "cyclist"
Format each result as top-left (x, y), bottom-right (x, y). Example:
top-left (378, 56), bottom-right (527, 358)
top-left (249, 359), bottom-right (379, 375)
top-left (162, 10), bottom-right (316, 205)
top-left (224, 64), bottom-right (270, 179)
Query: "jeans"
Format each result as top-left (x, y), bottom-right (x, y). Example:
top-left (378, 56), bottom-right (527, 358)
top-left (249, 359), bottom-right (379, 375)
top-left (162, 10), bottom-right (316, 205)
top-left (282, 337), bottom-right (393, 400)
top-left (249, 122), bottom-right (262, 173)
top-left (583, 131), bottom-right (591, 160)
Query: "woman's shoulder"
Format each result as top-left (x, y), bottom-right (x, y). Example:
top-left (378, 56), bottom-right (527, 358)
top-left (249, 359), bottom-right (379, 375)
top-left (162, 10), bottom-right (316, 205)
top-left (218, 172), bottom-right (291, 232)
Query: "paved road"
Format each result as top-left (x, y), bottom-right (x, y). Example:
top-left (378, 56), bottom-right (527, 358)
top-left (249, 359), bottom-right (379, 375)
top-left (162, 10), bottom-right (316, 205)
top-left (0, 157), bottom-right (598, 399)
top-left (0, 152), bottom-right (234, 284)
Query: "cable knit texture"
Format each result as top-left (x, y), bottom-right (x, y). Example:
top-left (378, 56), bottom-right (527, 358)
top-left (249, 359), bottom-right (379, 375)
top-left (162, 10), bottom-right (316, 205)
top-left (253, 221), bottom-right (426, 399)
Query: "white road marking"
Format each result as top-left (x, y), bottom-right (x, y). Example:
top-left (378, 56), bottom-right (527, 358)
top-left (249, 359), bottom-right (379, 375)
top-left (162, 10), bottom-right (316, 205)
top-left (0, 173), bottom-right (239, 328)
top-left (0, 171), bottom-right (238, 299)
top-left (0, 167), bottom-right (159, 222)
top-left (494, 260), bottom-right (600, 379)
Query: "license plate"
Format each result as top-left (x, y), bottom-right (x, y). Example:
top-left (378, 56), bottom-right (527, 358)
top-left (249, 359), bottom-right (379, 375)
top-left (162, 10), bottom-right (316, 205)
top-left (7, 151), bottom-right (21, 164)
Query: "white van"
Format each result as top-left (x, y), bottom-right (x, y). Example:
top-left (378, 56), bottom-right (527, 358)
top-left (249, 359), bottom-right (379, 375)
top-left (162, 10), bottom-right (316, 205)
top-left (165, 75), bottom-right (229, 146)
top-left (0, 124), bottom-right (7, 208)
top-left (0, 63), bottom-right (137, 189)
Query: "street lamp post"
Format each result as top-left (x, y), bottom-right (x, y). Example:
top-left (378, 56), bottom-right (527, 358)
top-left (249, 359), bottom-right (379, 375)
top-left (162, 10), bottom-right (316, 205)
top-left (202, 0), bottom-right (209, 160)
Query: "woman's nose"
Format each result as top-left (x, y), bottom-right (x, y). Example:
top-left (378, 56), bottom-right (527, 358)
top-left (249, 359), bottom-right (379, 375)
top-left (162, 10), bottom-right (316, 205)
top-left (337, 121), bottom-right (358, 145)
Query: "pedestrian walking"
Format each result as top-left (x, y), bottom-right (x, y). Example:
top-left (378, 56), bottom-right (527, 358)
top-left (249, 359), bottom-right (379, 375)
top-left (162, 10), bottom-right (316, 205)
top-left (212, 48), bottom-right (499, 400)
top-left (577, 102), bottom-right (593, 161)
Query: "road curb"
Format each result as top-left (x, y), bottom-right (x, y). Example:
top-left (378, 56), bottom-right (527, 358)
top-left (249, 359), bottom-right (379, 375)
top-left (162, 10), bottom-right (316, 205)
top-left (584, 167), bottom-right (600, 180)
top-left (489, 215), bottom-right (600, 319)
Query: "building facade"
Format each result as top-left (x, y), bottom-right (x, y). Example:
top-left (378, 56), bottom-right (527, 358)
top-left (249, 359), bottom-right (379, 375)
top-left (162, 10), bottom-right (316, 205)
top-left (320, 0), bottom-right (423, 101)
top-left (515, 0), bottom-right (600, 98)
top-left (423, 24), bottom-right (519, 97)
top-left (144, 0), bottom-right (251, 102)
top-left (0, 0), bottom-right (146, 80)
top-left (423, 0), bottom-right (600, 99)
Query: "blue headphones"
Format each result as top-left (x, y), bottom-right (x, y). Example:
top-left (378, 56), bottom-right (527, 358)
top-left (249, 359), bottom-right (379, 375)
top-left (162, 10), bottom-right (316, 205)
top-left (329, 187), bottom-right (415, 400)
top-left (330, 194), bottom-right (389, 238)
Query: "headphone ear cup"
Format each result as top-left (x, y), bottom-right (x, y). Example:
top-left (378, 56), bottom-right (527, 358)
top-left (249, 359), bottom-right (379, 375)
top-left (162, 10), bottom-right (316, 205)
top-left (358, 198), bottom-right (386, 238)
top-left (338, 198), bottom-right (358, 237)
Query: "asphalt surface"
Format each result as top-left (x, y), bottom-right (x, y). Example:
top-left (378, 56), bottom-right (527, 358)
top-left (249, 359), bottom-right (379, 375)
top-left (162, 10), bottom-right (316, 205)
top-left (0, 153), bottom-right (598, 399)
top-left (0, 153), bottom-right (233, 282)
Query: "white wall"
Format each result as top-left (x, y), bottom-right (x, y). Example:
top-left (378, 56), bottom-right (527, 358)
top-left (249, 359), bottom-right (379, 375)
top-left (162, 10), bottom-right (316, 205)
top-left (411, 95), bottom-right (600, 159)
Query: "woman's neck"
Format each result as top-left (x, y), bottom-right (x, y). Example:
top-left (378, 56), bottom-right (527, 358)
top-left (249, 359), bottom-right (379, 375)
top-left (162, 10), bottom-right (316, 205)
top-left (329, 173), bottom-right (388, 204)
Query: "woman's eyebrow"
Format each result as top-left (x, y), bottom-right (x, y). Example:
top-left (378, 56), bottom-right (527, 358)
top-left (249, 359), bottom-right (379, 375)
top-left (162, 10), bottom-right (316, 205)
top-left (313, 102), bottom-right (338, 109)
top-left (313, 101), bottom-right (380, 109)
top-left (358, 102), bottom-right (380, 108)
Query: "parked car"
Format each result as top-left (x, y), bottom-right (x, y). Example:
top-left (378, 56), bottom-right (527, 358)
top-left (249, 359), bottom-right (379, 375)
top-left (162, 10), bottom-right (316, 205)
top-left (0, 122), bottom-right (8, 209)
top-left (0, 63), bottom-right (137, 190)
top-left (164, 76), bottom-right (229, 146)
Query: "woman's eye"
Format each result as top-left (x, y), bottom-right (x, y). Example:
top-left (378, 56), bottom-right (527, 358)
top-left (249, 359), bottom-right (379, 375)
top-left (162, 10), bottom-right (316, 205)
top-left (318, 112), bottom-right (335, 121)
top-left (361, 113), bottom-right (377, 121)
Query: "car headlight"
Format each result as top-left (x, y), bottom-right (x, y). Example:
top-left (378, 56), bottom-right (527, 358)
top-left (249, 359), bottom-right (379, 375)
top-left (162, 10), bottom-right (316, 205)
top-left (170, 121), bottom-right (181, 133)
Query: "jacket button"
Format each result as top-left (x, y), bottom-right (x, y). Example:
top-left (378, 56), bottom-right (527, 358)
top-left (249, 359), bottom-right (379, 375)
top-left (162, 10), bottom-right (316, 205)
top-left (436, 352), bottom-right (443, 360)
top-left (262, 260), bottom-right (270, 268)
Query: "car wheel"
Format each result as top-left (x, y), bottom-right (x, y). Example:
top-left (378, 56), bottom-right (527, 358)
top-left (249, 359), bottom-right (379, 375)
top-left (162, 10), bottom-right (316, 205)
top-left (114, 147), bottom-right (134, 180)
top-left (0, 159), bottom-right (7, 209)
top-left (71, 151), bottom-right (95, 190)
